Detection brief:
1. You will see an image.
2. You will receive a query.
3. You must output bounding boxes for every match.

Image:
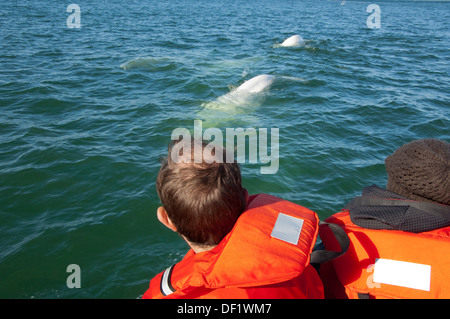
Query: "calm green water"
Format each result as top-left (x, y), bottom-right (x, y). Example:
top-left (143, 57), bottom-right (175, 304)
top-left (0, 0), bottom-right (448, 298)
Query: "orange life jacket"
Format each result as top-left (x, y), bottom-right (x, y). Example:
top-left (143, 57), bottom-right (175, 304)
top-left (319, 197), bottom-right (450, 299)
top-left (142, 193), bottom-right (324, 299)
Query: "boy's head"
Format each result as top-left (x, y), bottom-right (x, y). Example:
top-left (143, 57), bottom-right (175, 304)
top-left (156, 138), bottom-right (247, 248)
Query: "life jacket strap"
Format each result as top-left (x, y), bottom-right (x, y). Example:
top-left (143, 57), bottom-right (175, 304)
top-left (160, 265), bottom-right (176, 296)
top-left (310, 221), bottom-right (350, 267)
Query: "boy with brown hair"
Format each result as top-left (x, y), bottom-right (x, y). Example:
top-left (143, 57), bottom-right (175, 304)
top-left (154, 138), bottom-right (247, 254)
top-left (142, 138), bottom-right (324, 299)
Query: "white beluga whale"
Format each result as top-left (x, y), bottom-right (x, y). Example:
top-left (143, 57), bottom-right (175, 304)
top-left (120, 56), bottom-right (173, 70)
top-left (120, 57), bottom-right (155, 70)
top-left (280, 34), bottom-right (304, 47)
top-left (198, 74), bottom-right (305, 127)
top-left (234, 74), bottom-right (276, 94)
top-left (201, 74), bottom-right (276, 112)
top-left (200, 74), bottom-right (304, 112)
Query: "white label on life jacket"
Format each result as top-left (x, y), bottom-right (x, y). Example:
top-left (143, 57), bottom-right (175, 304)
top-left (271, 213), bottom-right (304, 245)
top-left (373, 258), bottom-right (431, 291)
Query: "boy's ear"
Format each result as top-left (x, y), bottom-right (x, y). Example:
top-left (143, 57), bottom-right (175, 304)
top-left (157, 207), bottom-right (177, 232)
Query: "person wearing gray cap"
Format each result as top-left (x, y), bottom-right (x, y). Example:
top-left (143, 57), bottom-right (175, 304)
top-left (384, 139), bottom-right (449, 206)
top-left (316, 139), bottom-right (450, 299)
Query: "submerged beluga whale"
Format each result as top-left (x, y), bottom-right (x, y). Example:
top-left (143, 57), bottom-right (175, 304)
top-left (199, 73), bottom-right (305, 125)
top-left (201, 74), bottom-right (276, 111)
top-left (201, 74), bottom-right (282, 115)
top-left (201, 74), bottom-right (305, 110)
top-left (197, 74), bottom-right (277, 128)
top-left (233, 74), bottom-right (276, 94)
top-left (120, 56), bottom-right (174, 71)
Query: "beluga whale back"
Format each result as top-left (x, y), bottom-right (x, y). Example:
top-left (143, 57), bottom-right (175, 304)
top-left (234, 74), bottom-right (275, 93)
top-left (280, 35), bottom-right (304, 47)
top-left (198, 74), bottom-right (305, 127)
top-left (201, 74), bottom-right (276, 112)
